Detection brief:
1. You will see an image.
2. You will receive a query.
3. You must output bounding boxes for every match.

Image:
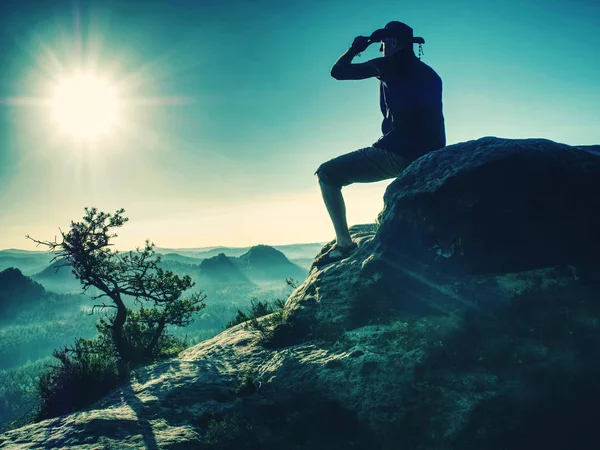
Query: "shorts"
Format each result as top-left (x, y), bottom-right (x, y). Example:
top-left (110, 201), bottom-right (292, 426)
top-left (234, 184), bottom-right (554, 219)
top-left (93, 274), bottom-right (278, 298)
top-left (315, 147), bottom-right (410, 187)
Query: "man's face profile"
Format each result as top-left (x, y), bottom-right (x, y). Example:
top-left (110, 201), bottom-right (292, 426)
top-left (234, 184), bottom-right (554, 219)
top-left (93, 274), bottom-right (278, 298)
top-left (381, 38), bottom-right (401, 56)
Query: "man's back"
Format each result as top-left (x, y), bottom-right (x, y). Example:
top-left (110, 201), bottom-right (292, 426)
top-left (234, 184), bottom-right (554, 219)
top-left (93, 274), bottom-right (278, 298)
top-left (372, 50), bottom-right (446, 160)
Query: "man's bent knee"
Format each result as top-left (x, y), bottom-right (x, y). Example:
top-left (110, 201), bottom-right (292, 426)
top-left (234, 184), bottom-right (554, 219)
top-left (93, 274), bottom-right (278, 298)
top-left (315, 164), bottom-right (340, 188)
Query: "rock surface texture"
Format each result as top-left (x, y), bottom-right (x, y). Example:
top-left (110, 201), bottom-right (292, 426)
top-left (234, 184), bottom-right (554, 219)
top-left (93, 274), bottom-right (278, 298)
top-left (2, 137), bottom-right (600, 449)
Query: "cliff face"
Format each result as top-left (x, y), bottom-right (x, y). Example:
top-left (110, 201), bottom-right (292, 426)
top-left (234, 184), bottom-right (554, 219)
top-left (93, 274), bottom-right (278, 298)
top-left (3, 137), bottom-right (600, 450)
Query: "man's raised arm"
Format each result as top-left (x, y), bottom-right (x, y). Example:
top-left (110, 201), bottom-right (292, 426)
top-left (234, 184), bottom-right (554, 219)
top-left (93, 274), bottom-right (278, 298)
top-left (330, 36), bottom-right (381, 81)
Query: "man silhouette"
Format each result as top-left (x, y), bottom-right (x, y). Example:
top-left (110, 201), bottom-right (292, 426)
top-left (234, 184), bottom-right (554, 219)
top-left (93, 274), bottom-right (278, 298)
top-left (313, 21), bottom-right (446, 267)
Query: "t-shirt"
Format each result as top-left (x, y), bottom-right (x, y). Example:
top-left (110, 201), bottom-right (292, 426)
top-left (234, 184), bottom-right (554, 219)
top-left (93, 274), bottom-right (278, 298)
top-left (371, 50), bottom-right (446, 161)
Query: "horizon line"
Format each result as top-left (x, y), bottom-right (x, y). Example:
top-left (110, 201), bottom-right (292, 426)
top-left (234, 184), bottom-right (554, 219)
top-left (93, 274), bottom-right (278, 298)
top-left (0, 240), bottom-right (330, 254)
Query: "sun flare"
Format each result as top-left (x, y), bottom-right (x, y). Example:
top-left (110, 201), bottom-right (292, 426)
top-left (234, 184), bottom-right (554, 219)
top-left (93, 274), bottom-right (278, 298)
top-left (50, 72), bottom-right (120, 142)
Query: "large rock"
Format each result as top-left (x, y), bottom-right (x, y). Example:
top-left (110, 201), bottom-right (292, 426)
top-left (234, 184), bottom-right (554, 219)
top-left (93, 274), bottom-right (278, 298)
top-left (376, 136), bottom-right (600, 275)
top-left (2, 137), bottom-right (600, 450)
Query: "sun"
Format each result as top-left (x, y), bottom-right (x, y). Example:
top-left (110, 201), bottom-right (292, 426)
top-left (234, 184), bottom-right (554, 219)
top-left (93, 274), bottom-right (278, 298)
top-left (50, 71), bottom-right (120, 142)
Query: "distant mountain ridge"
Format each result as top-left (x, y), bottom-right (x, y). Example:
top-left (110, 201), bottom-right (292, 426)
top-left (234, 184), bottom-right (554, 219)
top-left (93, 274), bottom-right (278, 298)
top-left (0, 250), bottom-right (56, 275)
top-left (34, 259), bottom-right (73, 280)
top-left (197, 245), bottom-right (308, 285)
top-left (238, 245), bottom-right (290, 266)
top-left (159, 253), bottom-right (205, 264)
top-left (198, 253), bottom-right (250, 284)
top-left (0, 249), bottom-right (49, 255)
top-left (0, 267), bottom-right (46, 316)
top-left (3, 244), bottom-right (312, 292)
top-left (155, 242), bottom-right (324, 261)
top-left (234, 245), bottom-right (307, 283)
top-left (1, 242), bottom-right (323, 265)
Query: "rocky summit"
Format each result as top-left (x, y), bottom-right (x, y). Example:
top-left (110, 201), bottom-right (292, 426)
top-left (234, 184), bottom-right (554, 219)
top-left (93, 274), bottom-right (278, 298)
top-left (2, 137), bottom-right (600, 450)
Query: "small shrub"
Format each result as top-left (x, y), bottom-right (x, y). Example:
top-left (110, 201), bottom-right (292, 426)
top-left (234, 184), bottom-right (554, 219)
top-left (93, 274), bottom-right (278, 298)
top-left (199, 415), bottom-right (256, 449)
top-left (226, 298), bottom-right (286, 330)
top-left (225, 309), bottom-right (251, 330)
top-left (33, 319), bottom-right (190, 422)
top-left (225, 278), bottom-right (298, 335)
top-left (233, 369), bottom-right (257, 396)
top-left (243, 300), bottom-right (287, 342)
top-left (34, 338), bottom-right (121, 421)
top-left (224, 297), bottom-right (288, 345)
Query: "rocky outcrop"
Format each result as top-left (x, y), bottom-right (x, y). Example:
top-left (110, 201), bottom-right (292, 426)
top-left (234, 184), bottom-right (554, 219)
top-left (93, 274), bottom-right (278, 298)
top-left (376, 136), bottom-right (600, 275)
top-left (284, 137), bottom-right (600, 341)
top-left (2, 137), bottom-right (600, 450)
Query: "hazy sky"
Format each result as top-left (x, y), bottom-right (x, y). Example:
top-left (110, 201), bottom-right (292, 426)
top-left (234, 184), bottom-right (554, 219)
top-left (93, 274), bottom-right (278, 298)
top-left (1, 0), bottom-right (599, 250)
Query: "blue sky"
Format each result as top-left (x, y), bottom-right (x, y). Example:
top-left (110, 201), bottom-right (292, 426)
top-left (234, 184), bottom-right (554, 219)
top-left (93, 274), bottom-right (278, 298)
top-left (1, 0), bottom-right (599, 250)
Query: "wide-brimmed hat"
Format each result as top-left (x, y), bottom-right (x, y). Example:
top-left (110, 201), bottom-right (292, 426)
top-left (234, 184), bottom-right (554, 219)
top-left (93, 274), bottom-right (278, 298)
top-left (370, 21), bottom-right (425, 44)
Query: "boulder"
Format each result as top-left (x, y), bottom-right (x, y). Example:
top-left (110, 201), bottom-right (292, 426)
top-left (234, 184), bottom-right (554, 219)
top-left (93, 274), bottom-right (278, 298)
top-left (2, 137), bottom-right (600, 450)
top-left (376, 136), bottom-right (600, 275)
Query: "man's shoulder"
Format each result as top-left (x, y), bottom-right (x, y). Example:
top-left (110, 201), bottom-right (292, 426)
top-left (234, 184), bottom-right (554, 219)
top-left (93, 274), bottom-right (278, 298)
top-left (417, 59), bottom-right (442, 80)
top-left (368, 56), bottom-right (397, 78)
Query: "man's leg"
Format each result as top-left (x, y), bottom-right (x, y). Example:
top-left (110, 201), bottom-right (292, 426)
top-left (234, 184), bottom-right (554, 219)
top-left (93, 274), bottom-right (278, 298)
top-left (318, 179), bottom-right (353, 248)
top-left (314, 147), bottom-right (410, 262)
